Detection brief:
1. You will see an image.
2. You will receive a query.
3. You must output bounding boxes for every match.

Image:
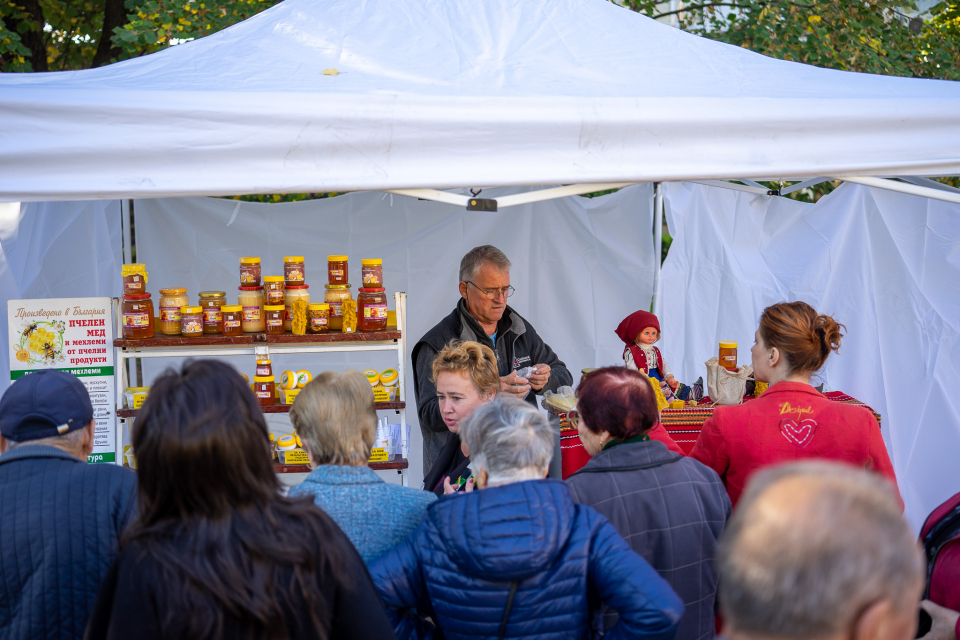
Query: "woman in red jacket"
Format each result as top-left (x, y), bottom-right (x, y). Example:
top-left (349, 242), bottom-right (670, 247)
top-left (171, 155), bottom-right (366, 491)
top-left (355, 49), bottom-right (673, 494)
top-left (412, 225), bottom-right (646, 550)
top-left (690, 301), bottom-right (900, 507)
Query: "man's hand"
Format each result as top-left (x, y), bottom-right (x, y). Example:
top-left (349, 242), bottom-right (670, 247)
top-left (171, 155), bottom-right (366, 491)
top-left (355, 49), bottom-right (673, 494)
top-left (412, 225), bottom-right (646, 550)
top-left (666, 376), bottom-right (680, 391)
top-left (920, 600), bottom-right (960, 640)
top-left (528, 364), bottom-right (552, 391)
top-left (500, 370), bottom-right (531, 399)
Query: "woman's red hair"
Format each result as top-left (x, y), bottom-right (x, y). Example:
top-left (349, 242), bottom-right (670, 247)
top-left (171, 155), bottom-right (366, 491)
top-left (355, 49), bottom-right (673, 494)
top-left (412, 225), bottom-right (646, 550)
top-left (576, 367), bottom-right (658, 439)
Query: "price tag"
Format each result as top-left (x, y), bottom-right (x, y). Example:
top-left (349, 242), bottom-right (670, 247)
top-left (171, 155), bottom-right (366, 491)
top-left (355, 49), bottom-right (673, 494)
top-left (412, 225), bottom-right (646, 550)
top-left (281, 388), bottom-right (301, 405)
top-left (368, 447), bottom-right (389, 462)
top-left (372, 387), bottom-right (391, 403)
top-left (131, 393), bottom-right (148, 409)
top-left (281, 449), bottom-right (310, 465)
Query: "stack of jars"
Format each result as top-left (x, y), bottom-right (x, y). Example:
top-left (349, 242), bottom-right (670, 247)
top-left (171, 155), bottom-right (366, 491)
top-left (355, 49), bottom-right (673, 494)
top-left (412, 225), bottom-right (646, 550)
top-left (121, 263), bottom-right (155, 340)
top-left (283, 256), bottom-right (309, 332)
top-left (238, 257), bottom-right (265, 333)
top-left (324, 255), bottom-right (351, 332)
top-left (357, 259), bottom-right (387, 332)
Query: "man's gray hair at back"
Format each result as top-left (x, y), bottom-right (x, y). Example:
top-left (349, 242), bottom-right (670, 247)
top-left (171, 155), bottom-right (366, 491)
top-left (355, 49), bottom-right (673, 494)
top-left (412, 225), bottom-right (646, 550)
top-left (460, 397), bottom-right (553, 485)
top-left (459, 245), bottom-right (511, 283)
top-left (717, 461), bottom-right (923, 640)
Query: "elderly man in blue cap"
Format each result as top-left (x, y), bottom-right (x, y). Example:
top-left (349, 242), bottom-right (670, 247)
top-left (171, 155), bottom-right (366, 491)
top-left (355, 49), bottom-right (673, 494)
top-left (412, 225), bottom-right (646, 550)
top-left (0, 370), bottom-right (136, 640)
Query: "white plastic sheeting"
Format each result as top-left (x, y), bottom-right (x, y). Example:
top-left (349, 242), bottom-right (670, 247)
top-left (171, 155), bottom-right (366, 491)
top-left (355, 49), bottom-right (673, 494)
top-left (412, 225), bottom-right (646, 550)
top-left (655, 181), bottom-right (960, 529)
top-left (0, 200), bottom-right (122, 384)
top-left (133, 186), bottom-right (655, 482)
top-left (2, 0), bottom-right (960, 201)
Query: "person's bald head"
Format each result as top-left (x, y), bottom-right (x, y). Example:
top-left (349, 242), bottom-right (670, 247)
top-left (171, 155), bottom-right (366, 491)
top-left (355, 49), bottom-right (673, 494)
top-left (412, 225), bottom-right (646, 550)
top-left (718, 461), bottom-right (923, 640)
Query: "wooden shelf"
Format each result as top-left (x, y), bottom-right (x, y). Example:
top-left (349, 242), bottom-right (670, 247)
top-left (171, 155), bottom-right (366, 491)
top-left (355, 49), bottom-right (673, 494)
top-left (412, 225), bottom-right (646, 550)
top-left (117, 401), bottom-right (404, 418)
top-left (274, 459), bottom-right (408, 474)
top-left (114, 329), bottom-right (401, 349)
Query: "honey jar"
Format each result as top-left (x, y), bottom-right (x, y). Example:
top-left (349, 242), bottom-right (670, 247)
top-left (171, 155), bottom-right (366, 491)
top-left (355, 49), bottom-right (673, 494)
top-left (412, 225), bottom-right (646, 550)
top-left (253, 375), bottom-right (276, 407)
top-left (256, 358), bottom-right (273, 377)
top-left (180, 306), bottom-right (204, 337)
top-left (121, 263), bottom-right (149, 296)
top-left (327, 255), bottom-right (348, 285)
top-left (221, 305), bottom-right (243, 336)
top-left (121, 294), bottom-right (155, 340)
top-left (283, 285), bottom-right (310, 332)
top-left (198, 291), bottom-right (226, 334)
top-left (308, 303), bottom-right (330, 334)
top-left (263, 276), bottom-right (285, 306)
top-left (357, 288), bottom-right (388, 332)
top-left (239, 257), bottom-right (261, 287)
top-left (361, 259), bottom-right (383, 287)
top-left (158, 288), bottom-right (188, 336)
top-left (719, 341), bottom-right (738, 371)
top-left (324, 284), bottom-right (352, 332)
top-left (238, 286), bottom-right (265, 333)
top-left (284, 256), bottom-right (305, 287)
top-left (264, 305), bottom-right (285, 335)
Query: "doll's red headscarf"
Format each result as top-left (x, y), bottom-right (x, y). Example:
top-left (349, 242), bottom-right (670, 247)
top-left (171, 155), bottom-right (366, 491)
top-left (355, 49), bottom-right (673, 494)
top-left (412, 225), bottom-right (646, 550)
top-left (615, 310), bottom-right (661, 366)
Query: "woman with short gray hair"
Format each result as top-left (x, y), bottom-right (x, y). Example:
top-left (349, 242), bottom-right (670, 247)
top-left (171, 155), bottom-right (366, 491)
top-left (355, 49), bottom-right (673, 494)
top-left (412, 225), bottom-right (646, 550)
top-left (369, 396), bottom-right (684, 640)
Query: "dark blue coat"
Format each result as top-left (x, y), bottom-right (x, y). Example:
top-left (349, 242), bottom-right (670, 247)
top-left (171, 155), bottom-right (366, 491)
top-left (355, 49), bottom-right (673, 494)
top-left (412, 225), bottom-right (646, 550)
top-left (369, 479), bottom-right (683, 640)
top-left (0, 445), bottom-right (137, 640)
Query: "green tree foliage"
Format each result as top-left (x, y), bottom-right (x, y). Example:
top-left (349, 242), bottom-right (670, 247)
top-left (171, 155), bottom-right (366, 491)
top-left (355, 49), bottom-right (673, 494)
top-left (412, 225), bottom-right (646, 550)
top-left (623, 1), bottom-right (960, 80)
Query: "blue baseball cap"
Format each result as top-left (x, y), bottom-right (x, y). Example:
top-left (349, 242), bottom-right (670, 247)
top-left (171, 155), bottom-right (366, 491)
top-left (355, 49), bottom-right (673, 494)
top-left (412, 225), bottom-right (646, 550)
top-left (0, 370), bottom-right (94, 443)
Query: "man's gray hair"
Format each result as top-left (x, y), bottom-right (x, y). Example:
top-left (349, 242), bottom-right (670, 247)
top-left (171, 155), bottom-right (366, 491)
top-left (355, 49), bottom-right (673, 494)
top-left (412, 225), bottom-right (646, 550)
top-left (459, 245), bottom-right (511, 283)
top-left (718, 461), bottom-right (923, 640)
top-left (460, 397), bottom-right (553, 485)
top-left (6, 426), bottom-right (87, 452)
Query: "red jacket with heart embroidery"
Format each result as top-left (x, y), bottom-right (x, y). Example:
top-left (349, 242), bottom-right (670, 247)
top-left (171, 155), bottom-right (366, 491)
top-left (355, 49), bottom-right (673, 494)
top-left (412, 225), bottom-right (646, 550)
top-left (689, 381), bottom-right (900, 508)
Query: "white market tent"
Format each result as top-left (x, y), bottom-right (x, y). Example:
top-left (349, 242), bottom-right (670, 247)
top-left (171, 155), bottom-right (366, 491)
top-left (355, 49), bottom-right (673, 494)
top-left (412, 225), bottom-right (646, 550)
top-left (1, 0), bottom-right (959, 527)
top-left (1, 0), bottom-right (960, 201)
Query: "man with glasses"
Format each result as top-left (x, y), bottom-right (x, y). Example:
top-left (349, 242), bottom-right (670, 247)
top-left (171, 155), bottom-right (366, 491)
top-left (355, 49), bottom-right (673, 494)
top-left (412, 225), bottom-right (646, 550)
top-left (413, 245), bottom-right (573, 471)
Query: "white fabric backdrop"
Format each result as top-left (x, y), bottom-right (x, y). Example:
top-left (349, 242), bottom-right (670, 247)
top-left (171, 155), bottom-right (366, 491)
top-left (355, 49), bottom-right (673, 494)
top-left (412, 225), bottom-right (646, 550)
top-left (655, 181), bottom-right (960, 529)
top-left (134, 185), bottom-right (655, 483)
top-left (3, 0), bottom-right (960, 201)
top-left (0, 200), bottom-right (122, 384)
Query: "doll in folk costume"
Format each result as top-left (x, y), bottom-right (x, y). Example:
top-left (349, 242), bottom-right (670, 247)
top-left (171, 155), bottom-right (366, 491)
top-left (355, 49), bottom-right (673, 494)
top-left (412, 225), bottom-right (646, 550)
top-left (615, 310), bottom-right (702, 403)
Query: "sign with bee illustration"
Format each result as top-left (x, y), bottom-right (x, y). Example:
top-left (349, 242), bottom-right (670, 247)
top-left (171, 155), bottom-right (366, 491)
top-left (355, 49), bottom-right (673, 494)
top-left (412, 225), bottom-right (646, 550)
top-left (8, 298), bottom-right (116, 464)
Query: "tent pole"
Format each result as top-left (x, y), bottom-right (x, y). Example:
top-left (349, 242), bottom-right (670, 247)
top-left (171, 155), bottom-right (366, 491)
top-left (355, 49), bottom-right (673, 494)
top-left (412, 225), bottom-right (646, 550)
top-left (837, 177), bottom-right (960, 205)
top-left (121, 199), bottom-right (132, 264)
top-left (652, 182), bottom-right (663, 311)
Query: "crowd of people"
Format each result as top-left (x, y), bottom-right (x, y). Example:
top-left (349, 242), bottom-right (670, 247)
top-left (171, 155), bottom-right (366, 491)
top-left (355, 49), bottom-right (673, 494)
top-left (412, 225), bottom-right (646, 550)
top-left (0, 245), bottom-right (957, 640)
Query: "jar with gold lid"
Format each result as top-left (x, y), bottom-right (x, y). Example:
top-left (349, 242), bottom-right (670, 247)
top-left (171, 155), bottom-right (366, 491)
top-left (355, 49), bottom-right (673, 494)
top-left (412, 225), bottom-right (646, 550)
top-left (324, 284), bottom-right (352, 332)
top-left (283, 285), bottom-right (310, 332)
top-left (308, 303), bottom-right (330, 334)
top-left (180, 306), bottom-right (203, 337)
top-left (327, 255), bottom-right (348, 286)
top-left (719, 341), bottom-right (738, 371)
top-left (263, 276), bottom-right (285, 306)
top-left (221, 305), bottom-right (243, 336)
top-left (238, 286), bottom-right (265, 333)
top-left (361, 259), bottom-right (383, 288)
top-left (253, 376), bottom-right (276, 407)
top-left (265, 305), bottom-right (285, 335)
top-left (121, 264), bottom-right (149, 296)
top-left (284, 256), bottom-right (305, 287)
top-left (239, 257), bottom-right (261, 287)
top-left (158, 288), bottom-right (188, 335)
top-left (198, 291), bottom-right (226, 334)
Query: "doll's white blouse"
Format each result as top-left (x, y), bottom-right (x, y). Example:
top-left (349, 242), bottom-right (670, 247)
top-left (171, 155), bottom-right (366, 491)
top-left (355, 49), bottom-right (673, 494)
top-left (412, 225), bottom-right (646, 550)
top-left (624, 343), bottom-right (673, 379)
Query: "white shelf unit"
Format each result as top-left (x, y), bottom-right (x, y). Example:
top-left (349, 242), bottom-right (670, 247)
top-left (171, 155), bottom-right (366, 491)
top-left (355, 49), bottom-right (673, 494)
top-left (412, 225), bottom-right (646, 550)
top-left (112, 292), bottom-right (409, 485)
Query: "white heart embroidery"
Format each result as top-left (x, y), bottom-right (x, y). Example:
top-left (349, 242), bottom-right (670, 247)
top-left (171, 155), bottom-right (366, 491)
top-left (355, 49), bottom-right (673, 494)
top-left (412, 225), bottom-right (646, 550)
top-left (779, 418), bottom-right (818, 448)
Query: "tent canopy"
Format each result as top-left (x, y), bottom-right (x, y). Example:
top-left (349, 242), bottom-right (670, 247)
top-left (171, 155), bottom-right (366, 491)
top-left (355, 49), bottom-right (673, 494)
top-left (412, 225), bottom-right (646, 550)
top-left (2, 0), bottom-right (960, 201)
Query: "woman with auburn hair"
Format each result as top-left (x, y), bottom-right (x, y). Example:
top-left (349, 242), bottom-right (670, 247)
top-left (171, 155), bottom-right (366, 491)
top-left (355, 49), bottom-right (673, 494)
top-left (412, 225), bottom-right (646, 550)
top-left (85, 359), bottom-right (395, 640)
top-left (289, 370), bottom-right (436, 563)
top-left (422, 341), bottom-right (499, 497)
top-left (566, 367), bottom-right (730, 640)
top-left (690, 301), bottom-right (900, 507)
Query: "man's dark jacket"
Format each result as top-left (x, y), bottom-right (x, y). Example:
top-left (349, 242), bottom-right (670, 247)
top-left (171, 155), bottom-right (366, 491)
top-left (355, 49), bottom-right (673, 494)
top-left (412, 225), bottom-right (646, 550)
top-left (413, 299), bottom-right (572, 471)
top-left (566, 440), bottom-right (731, 640)
top-left (0, 444), bottom-right (137, 640)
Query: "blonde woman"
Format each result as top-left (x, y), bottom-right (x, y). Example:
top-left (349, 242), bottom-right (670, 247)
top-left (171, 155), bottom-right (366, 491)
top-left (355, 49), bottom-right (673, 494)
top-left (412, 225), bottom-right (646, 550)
top-left (422, 341), bottom-right (499, 497)
top-left (289, 370), bottom-right (436, 563)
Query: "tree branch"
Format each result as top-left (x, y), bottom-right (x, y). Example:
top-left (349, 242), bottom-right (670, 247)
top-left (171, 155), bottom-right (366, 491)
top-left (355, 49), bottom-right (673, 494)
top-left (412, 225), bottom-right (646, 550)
top-left (652, 1), bottom-right (815, 20)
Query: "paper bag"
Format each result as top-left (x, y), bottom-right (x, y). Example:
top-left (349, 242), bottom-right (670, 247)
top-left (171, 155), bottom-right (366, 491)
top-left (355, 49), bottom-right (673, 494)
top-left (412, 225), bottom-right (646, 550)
top-left (705, 357), bottom-right (754, 405)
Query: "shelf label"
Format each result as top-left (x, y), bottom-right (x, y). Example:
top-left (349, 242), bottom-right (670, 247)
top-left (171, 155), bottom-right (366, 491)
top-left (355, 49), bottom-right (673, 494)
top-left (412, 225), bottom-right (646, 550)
top-left (7, 297), bottom-right (116, 464)
top-left (372, 387), bottom-right (391, 403)
top-left (281, 449), bottom-right (310, 465)
top-left (368, 447), bottom-right (389, 462)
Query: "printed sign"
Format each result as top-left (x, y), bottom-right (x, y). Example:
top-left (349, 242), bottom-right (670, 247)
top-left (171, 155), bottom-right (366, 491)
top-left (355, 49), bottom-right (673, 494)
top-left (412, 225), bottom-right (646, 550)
top-left (7, 298), bottom-right (116, 463)
top-left (368, 447), bottom-right (389, 462)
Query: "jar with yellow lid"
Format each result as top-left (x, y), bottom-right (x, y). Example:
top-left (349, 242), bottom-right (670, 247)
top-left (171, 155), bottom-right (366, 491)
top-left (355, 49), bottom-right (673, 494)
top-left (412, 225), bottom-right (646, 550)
top-left (158, 288), bottom-right (188, 335)
top-left (284, 285), bottom-right (310, 332)
top-left (284, 256), bottom-right (305, 287)
top-left (308, 303), bottom-right (330, 334)
top-left (222, 305), bottom-right (243, 336)
top-left (121, 263), bottom-right (149, 296)
top-left (264, 305), bottom-right (285, 335)
top-left (239, 257), bottom-right (261, 287)
top-left (719, 341), bottom-right (738, 371)
top-left (254, 375), bottom-right (275, 406)
top-left (121, 294), bottom-right (155, 340)
top-left (324, 284), bottom-right (352, 331)
top-left (363, 370), bottom-right (380, 387)
top-left (361, 259), bottom-right (383, 287)
top-left (180, 306), bottom-right (203, 337)
top-left (380, 368), bottom-right (399, 401)
top-left (238, 286), bottom-right (265, 332)
top-left (263, 276), bottom-right (285, 306)
top-left (327, 255), bottom-right (348, 285)
top-left (198, 291), bottom-right (226, 334)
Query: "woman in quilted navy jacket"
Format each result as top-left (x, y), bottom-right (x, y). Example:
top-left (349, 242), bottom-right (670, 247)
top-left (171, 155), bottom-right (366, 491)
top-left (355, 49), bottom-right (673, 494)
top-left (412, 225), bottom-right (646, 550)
top-left (369, 397), bottom-right (684, 640)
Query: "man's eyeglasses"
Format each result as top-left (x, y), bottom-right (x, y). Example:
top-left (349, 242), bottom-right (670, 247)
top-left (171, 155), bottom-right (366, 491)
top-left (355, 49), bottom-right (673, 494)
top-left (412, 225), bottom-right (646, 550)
top-left (465, 281), bottom-right (515, 301)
